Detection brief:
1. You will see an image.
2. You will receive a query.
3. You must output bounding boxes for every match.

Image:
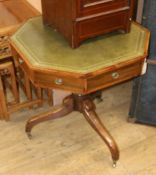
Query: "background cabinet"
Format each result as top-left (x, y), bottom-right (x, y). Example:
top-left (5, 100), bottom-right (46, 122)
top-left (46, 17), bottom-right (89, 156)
top-left (41, 0), bottom-right (135, 48)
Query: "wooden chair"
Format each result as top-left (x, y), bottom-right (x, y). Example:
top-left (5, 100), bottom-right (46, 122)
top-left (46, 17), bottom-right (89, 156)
top-left (0, 60), bottom-right (47, 120)
top-left (0, 61), bottom-right (18, 120)
top-left (0, 62), bottom-right (19, 103)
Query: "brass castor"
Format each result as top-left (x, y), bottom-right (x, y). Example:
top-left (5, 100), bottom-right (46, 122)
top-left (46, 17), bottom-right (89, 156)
top-left (112, 160), bottom-right (117, 168)
top-left (26, 132), bottom-right (32, 139)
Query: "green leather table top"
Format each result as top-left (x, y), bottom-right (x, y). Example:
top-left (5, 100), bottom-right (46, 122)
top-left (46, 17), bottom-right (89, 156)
top-left (10, 17), bottom-right (149, 73)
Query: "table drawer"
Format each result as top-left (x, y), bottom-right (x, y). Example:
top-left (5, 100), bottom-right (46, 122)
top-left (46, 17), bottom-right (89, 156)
top-left (77, 0), bottom-right (129, 17)
top-left (76, 10), bottom-right (129, 39)
top-left (34, 72), bottom-right (85, 93)
top-left (87, 61), bottom-right (143, 92)
top-left (16, 58), bottom-right (85, 93)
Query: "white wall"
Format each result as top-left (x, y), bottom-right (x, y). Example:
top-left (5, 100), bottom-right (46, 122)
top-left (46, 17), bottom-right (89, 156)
top-left (27, 0), bottom-right (42, 12)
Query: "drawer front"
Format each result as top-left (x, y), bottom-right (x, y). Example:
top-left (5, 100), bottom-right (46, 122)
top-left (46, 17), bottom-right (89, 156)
top-left (34, 72), bottom-right (85, 93)
top-left (87, 61), bottom-right (143, 92)
top-left (76, 10), bottom-right (129, 40)
top-left (16, 58), bottom-right (85, 94)
top-left (77, 0), bottom-right (129, 17)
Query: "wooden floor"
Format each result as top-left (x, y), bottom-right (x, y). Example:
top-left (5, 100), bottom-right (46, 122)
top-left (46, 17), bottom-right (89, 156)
top-left (0, 81), bottom-right (155, 175)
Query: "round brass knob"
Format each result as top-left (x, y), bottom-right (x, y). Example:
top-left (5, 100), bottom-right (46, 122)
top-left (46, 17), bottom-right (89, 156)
top-left (54, 78), bottom-right (63, 85)
top-left (112, 72), bottom-right (119, 79)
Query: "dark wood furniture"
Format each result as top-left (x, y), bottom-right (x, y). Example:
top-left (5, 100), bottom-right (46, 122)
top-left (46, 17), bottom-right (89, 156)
top-left (10, 17), bottom-right (149, 166)
top-left (41, 0), bottom-right (135, 48)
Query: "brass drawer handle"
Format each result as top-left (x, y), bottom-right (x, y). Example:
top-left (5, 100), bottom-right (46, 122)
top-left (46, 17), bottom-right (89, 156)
top-left (54, 78), bottom-right (63, 85)
top-left (112, 72), bottom-right (119, 79)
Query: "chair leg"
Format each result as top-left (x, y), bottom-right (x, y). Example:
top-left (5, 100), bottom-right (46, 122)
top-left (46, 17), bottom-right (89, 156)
top-left (36, 87), bottom-right (43, 107)
top-left (47, 89), bottom-right (53, 106)
top-left (0, 75), bottom-right (9, 121)
top-left (8, 63), bottom-right (19, 103)
top-left (24, 72), bottom-right (32, 102)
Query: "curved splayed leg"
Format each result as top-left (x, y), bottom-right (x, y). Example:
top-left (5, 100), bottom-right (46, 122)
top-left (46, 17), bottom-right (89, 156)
top-left (81, 99), bottom-right (119, 165)
top-left (25, 95), bottom-right (74, 138)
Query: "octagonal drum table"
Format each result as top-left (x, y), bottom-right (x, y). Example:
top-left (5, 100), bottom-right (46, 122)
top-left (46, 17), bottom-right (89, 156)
top-left (10, 17), bottom-right (150, 167)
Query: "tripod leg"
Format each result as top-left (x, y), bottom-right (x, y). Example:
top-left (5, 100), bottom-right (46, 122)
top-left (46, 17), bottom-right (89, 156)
top-left (25, 95), bottom-right (74, 138)
top-left (82, 99), bottom-right (119, 166)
